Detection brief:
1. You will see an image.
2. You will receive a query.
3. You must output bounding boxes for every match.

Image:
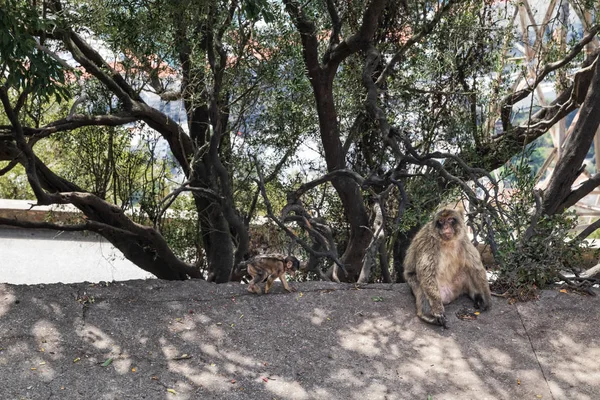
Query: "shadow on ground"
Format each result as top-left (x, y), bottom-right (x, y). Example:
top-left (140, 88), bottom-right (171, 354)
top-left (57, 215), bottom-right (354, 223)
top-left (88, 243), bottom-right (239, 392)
top-left (0, 280), bottom-right (598, 399)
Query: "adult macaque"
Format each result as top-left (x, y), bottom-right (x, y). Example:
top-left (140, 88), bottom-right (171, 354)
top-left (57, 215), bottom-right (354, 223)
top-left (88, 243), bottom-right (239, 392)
top-left (244, 254), bottom-right (300, 294)
top-left (403, 209), bottom-right (492, 328)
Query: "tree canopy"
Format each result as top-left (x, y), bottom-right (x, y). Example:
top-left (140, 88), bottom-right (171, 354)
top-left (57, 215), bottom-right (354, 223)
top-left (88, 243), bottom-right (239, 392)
top-left (1, 0), bottom-right (600, 295)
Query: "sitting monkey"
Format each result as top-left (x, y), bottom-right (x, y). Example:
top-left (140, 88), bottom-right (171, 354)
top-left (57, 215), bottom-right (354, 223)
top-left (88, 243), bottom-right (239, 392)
top-left (243, 254), bottom-right (300, 294)
top-left (403, 208), bottom-right (492, 328)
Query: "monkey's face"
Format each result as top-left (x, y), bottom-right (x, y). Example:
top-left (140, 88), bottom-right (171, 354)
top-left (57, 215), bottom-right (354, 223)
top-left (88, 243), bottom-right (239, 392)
top-left (435, 215), bottom-right (459, 241)
top-left (285, 257), bottom-right (300, 276)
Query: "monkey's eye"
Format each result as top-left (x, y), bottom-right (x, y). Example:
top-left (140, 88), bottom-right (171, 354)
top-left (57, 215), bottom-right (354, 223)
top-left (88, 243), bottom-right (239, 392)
top-left (448, 218), bottom-right (456, 225)
top-left (435, 221), bottom-right (443, 228)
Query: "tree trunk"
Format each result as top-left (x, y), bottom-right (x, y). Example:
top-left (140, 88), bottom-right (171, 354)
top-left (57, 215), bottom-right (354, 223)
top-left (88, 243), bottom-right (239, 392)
top-left (314, 77), bottom-right (372, 281)
top-left (0, 141), bottom-right (200, 280)
top-left (193, 194), bottom-right (235, 283)
top-left (392, 225), bottom-right (420, 283)
top-left (358, 200), bottom-right (385, 283)
top-left (283, 0), bottom-right (387, 281)
top-left (100, 229), bottom-right (192, 280)
top-left (542, 56), bottom-right (600, 216)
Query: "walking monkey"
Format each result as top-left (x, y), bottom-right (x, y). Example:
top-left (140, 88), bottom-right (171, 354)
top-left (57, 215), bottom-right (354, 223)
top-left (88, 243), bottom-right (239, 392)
top-left (243, 254), bottom-right (300, 294)
top-left (403, 209), bottom-right (492, 328)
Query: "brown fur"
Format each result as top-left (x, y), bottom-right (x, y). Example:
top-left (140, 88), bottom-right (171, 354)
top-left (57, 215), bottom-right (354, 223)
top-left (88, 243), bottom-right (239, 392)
top-left (245, 254), bottom-right (300, 294)
top-left (403, 209), bottom-right (492, 327)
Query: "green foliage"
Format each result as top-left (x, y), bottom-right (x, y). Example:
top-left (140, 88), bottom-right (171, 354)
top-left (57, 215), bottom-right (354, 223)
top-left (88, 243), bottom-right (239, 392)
top-left (0, 1), bottom-right (70, 103)
top-left (159, 195), bottom-right (201, 265)
top-left (490, 154), bottom-right (586, 300)
top-left (242, 0), bottom-right (276, 23)
top-left (385, 1), bottom-right (510, 153)
top-left (494, 211), bottom-right (583, 300)
top-left (0, 163), bottom-right (33, 199)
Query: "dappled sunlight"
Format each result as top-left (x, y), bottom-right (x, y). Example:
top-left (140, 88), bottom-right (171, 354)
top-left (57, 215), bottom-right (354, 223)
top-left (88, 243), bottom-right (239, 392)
top-left (350, 381), bottom-right (391, 400)
top-left (76, 324), bottom-right (132, 374)
top-left (166, 358), bottom-right (232, 393)
top-left (27, 354), bottom-right (57, 380)
top-left (476, 347), bottom-right (512, 368)
top-left (0, 284), bottom-right (15, 317)
top-left (542, 333), bottom-right (600, 400)
top-left (0, 281), bottom-right (597, 399)
top-left (3, 341), bottom-right (61, 382)
top-left (328, 367), bottom-right (358, 383)
top-left (309, 307), bottom-right (331, 325)
top-left (265, 376), bottom-right (310, 399)
top-left (338, 313), bottom-right (409, 359)
top-left (218, 349), bottom-right (257, 370)
top-left (339, 329), bottom-right (381, 355)
top-left (77, 324), bottom-right (121, 352)
top-left (331, 303), bottom-right (551, 399)
top-left (186, 370), bottom-right (231, 391)
top-left (164, 381), bottom-right (195, 400)
top-left (166, 315), bottom-right (196, 334)
top-left (32, 320), bottom-right (63, 360)
top-left (30, 297), bottom-right (65, 317)
top-left (160, 331), bottom-right (268, 395)
top-left (198, 342), bottom-right (220, 358)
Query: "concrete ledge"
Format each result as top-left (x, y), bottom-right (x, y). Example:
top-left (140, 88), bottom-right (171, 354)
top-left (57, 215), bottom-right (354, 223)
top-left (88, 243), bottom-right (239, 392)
top-left (0, 281), bottom-right (598, 399)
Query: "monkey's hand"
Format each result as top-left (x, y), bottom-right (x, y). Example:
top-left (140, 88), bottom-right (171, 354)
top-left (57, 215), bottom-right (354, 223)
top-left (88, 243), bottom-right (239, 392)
top-left (473, 293), bottom-right (490, 311)
top-left (286, 285), bottom-right (297, 293)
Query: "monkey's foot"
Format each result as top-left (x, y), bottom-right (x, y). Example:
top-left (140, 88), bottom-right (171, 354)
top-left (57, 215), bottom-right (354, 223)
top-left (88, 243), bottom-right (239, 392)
top-left (248, 286), bottom-right (262, 294)
top-left (418, 313), bottom-right (448, 328)
top-left (434, 313), bottom-right (448, 328)
top-left (286, 286), bottom-right (297, 293)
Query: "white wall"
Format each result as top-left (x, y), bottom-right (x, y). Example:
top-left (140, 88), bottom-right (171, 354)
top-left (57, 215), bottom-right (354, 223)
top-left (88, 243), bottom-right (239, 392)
top-left (0, 227), bottom-right (155, 284)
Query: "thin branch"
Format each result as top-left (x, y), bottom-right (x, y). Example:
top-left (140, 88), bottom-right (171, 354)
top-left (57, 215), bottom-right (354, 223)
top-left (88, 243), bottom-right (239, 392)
top-left (14, 88), bottom-right (31, 115)
top-left (287, 169), bottom-right (368, 203)
top-left (322, 0), bottom-right (342, 63)
top-left (283, 0), bottom-right (321, 76)
top-left (560, 173), bottom-right (600, 212)
top-left (57, 27), bottom-right (194, 174)
top-left (492, 49), bottom-right (600, 147)
top-left (327, 0), bottom-right (387, 67)
top-left (577, 218), bottom-right (600, 241)
top-left (499, 24), bottom-right (600, 118)
top-left (33, 37), bottom-right (74, 70)
top-left (154, 181), bottom-right (222, 229)
top-left (521, 189), bottom-right (543, 242)
top-left (62, 34), bottom-right (133, 106)
top-left (253, 156), bottom-right (347, 277)
top-left (0, 216), bottom-right (136, 238)
top-left (392, 129), bottom-right (490, 204)
top-left (37, 113), bottom-right (137, 137)
top-left (0, 159), bottom-right (19, 176)
top-left (0, 87), bottom-right (51, 204)
top-left (376, 0), bottom-right (461, 86)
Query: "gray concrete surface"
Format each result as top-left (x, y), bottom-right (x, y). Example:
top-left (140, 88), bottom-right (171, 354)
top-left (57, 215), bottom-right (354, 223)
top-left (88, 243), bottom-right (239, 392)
top-left (0, 227), bottom-right (154, 284)
top-left (0, 280), bottom-right (598, 400)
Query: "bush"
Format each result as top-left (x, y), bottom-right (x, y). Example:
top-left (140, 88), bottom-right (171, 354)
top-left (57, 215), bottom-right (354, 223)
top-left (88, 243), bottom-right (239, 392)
top-left (493, 211), bottom-right (585, 300)
top-left (486, 156), bottom-right (588, 300)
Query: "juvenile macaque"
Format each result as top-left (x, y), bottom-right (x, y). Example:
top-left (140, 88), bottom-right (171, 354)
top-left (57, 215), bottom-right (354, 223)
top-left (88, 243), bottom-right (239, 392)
top-left (403, 209), bottom-right (492, 328)
top-left (244, 254), bottom-right (300, 294)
